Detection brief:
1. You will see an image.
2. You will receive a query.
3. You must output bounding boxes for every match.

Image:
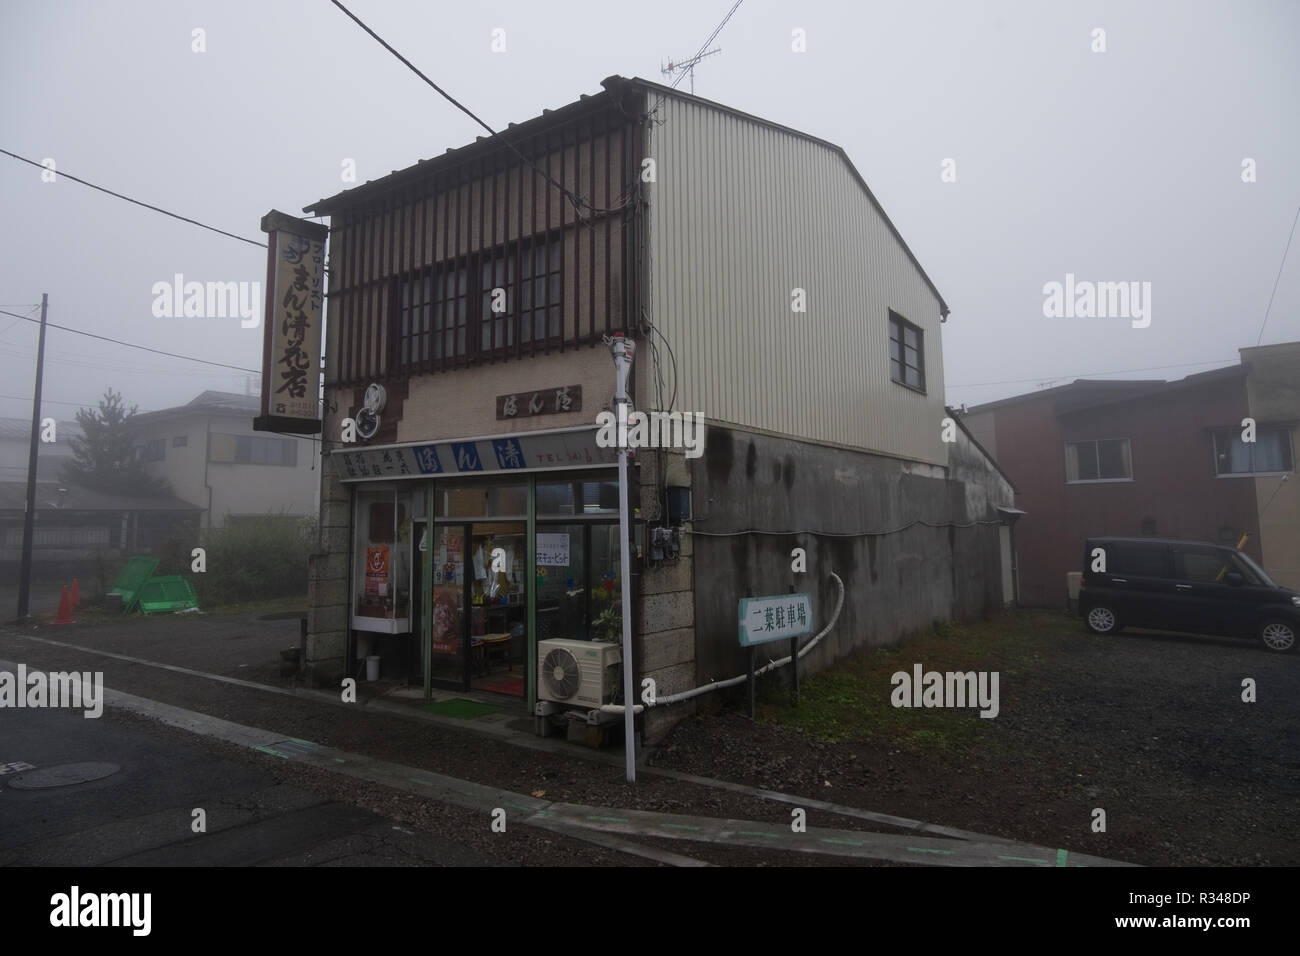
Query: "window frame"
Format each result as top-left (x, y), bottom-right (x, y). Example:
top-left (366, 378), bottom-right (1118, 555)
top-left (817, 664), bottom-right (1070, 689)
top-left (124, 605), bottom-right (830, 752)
top-left (1211, 424), bottom-right (1295, 478)
top-left (395, 231), bottom-right (563, 373)
top-left (1064, 437), bottom-right (1133, 483)
top-left (887, 310), bottom-right (926, 394)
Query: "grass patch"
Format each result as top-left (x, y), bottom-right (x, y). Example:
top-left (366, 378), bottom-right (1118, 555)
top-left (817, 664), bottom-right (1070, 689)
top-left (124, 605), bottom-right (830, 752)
top-left (755, 610), bottom-right (1071, 753)
top-left (419, 699), bottom-right (502, 720)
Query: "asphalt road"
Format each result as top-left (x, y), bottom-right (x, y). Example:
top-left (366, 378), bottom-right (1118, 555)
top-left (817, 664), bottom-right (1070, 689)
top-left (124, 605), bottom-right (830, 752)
top-left (0, 703), bottom-right (497, 866)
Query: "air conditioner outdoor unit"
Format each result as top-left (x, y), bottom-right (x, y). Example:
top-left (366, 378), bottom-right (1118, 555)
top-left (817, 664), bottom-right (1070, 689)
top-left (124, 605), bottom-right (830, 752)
top-left (537, 638), bottom-right (622, 709)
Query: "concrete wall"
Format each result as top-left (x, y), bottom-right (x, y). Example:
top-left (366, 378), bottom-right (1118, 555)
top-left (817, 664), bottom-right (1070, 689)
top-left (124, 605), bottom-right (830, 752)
top-left (685, 425), bottom-right (1012, 720)
top-left (1243, 342), bottom-right (1300, 588)
top-left (305, 449), bottom-right (351, 686)
top-left (636, 446), bottom-right (697, 742)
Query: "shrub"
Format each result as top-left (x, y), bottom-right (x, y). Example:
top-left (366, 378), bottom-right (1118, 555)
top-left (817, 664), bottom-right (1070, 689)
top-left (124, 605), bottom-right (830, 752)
top-left (194, 514), bottom-right (315, 606)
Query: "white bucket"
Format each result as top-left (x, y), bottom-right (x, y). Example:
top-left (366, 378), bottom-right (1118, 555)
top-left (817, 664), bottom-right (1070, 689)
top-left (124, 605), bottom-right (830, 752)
top-left (364, 655), bottom-right (380, 681)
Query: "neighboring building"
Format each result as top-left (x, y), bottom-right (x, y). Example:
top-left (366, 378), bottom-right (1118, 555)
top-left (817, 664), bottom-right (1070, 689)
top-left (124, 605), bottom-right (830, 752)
top-left (961, 342), bottom-right (1299, 606)
top-left (0, 480), bottom-right (201, 568)
top-left (0, 417), bottom-right (201, 572)
top-left (295, 76), bottom-right (1015, 743)
top-left (128, 390), bottom-right (319, 528)
top-left (0, 417), bottom-right (83, 484)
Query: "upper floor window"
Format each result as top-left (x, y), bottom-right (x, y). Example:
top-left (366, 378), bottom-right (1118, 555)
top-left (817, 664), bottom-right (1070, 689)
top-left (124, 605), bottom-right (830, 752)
top-left (1211, 425), bottom-right (1294, 476)
top-left (888, 311), bottom-right (924, 392)
top-left (140, 438), bottom-right (166, 462)
top-left (208, 433), bottom-right (298, 467)
top-left (1065, 438), bottom-right (1132, 482)
top-left (398, 233), bottom-right (561, 370)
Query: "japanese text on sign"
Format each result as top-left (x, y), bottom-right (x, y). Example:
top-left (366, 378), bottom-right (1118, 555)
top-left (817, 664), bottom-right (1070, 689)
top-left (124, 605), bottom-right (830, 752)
top-left (738, 593), bottom-right (814, 646)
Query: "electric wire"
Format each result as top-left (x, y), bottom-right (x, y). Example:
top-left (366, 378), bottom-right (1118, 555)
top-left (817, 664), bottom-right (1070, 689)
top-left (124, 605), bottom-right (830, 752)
top-left (328, 0), bottom-right (629, 219)
top-left (1256, 201), bottom-right (1300, 346)
top-left (0, 148), bottom-right (267, 249)
top-left (0, 308), bottom-right (259, 374)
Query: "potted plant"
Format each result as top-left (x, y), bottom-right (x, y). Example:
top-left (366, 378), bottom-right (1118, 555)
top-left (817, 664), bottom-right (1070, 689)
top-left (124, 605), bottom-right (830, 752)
top-left (593, 603), bottom-right (622, 643)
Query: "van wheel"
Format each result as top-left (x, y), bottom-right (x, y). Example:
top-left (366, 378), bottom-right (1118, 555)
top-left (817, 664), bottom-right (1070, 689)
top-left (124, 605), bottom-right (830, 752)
top-left (1085, 605), bottom-right (1122, 635)
top-left (1258, 618), bottom-right (1297, 653)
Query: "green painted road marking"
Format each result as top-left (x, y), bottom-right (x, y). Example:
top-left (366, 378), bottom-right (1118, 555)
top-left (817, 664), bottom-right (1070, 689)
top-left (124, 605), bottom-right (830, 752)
top-left (736, 830), bottom-right (782, 839)
top-left (906, 847), bottom-right (954, 855)
top-left (661, 823), bottom-right (703, 831)
top-left (255, 746), bottom-right (290, 759)
top-left (998, 855), bottom-right (1049, 863)
top-left (333, 758), bottom-right (346, 764)
top-left (587, 815), bottom-right (629, 823)
top-left (820, 838), bottom-right (865, 847)
top-left (1057, 849), bottom-right (1069, 867)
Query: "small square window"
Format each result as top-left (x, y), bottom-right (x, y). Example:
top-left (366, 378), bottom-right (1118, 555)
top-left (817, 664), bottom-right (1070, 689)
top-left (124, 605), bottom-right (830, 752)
top-left (888, 311), bottom-right (925, 393)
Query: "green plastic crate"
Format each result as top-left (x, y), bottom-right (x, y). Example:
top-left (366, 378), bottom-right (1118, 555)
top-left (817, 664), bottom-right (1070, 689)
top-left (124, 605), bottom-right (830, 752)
top-left (109, 556), bottom-right (159, 613)
top-left (135, 576), bottom-right (199, 614)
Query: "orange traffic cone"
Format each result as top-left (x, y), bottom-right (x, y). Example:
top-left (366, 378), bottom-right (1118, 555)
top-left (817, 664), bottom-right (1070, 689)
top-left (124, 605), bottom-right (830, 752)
top-left (54, 585), bottom-right (74, 625)
top-left (71, 578), bottom-right (80, 608)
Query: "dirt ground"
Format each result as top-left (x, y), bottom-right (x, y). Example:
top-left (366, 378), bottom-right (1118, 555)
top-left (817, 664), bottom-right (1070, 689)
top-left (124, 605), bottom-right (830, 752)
top-left (649, 610), bottom-right (1299, 866)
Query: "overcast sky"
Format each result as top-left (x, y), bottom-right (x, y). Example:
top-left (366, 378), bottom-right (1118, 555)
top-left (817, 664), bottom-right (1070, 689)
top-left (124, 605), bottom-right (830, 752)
top-left (1, 0), bottom-right (1296, 424)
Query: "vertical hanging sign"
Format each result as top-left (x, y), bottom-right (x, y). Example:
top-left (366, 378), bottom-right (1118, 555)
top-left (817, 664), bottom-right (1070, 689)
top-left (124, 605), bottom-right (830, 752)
top-left (254, 209), bottom-right (327, 434)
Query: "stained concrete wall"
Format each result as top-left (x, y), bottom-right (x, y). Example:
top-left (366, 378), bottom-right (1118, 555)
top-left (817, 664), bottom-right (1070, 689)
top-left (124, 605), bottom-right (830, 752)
top-left (305, 446), bottom-right (351, 686)
top-left (686, 425), bottom-right (1013, 700)
top-left (1242, 342), bottom-right (1300, 589)
top-left (636, 446), bottom-right (696, 742)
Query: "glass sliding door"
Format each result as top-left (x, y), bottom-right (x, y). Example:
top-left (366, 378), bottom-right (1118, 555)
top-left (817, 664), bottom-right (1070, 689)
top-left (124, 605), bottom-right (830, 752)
top-left (428, 524), bottom-right (468, 688)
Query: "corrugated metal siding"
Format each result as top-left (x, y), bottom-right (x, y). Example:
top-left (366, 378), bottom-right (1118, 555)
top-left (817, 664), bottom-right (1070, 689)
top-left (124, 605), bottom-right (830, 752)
top-left (646, 94), bottom-right (947, 466)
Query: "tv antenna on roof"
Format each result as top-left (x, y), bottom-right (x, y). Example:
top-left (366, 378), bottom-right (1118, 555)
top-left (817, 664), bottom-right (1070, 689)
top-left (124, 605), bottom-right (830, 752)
top-left (661, 47), bottom-right (722, 95)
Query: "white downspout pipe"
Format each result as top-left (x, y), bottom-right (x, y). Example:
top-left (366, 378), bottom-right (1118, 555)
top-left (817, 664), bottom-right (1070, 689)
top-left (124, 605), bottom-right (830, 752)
top-left (610, 332), bottom-right (637, 782)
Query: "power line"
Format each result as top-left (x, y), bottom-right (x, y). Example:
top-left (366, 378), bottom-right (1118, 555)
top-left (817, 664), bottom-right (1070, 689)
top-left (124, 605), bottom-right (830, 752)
top-left (328, 0), bottom-right (628, 218)
top-left (0, 308), bottom-right (259, 374)
top-left (649, 0), bottom-right (745, 119)
top-left (947, 358), bottom-right (1237, 391)
top-left (0, 148), bottom-right (267, 249)
top-left (0, 394), bottom-right (94, 408)
top-left (1256, 201), bottom-right (1300, 346)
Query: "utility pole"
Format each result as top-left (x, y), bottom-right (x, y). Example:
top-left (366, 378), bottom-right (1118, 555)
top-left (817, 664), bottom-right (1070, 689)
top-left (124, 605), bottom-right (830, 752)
top-left (16, 293), bottom-right (49, 622)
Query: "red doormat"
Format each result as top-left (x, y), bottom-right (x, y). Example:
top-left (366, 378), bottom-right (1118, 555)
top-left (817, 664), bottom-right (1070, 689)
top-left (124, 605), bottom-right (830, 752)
top-left (480, 677), bottom-right (525, 697)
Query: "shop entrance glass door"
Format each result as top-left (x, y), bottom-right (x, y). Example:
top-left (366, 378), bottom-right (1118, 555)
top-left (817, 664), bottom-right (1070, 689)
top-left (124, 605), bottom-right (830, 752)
top-left (468, 522), bottom-right (527, 696)
top-left (428, 525), bottom-right (468, 689)
top-left (426, 521), bottom-right (529, 694)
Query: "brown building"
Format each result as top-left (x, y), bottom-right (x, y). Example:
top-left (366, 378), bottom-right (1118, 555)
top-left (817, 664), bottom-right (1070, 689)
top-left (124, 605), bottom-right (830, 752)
top-left (962, 343), bottom-right (1299, 607)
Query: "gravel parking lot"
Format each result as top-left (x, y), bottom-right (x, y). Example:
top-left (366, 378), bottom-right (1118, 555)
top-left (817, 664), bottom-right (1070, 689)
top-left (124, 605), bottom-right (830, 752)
top-left (649, 609), bottom-right (1300, 865)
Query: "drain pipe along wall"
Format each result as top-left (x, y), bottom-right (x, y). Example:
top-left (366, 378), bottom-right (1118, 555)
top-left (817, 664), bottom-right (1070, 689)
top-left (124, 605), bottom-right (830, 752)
top-left (611, 333), bottom-right (637, 782)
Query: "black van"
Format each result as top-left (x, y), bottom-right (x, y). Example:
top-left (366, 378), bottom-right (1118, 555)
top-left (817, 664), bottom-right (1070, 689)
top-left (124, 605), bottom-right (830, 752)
top-left (1079, 537), bottom-right (1299, 653)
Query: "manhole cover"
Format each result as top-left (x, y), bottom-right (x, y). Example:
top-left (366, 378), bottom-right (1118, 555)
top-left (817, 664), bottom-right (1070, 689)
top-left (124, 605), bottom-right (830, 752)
top-left (7, 762), bottom-right (121, 790)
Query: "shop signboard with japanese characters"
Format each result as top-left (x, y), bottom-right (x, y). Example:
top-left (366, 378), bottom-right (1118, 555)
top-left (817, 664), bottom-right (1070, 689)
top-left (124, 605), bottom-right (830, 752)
top-left (496, 385), bottom-right (582, 420)
top-left (738, 593), bottom-right (814, 646)
top-left (255, 210), bottom-right (327, 435)
top-left (332, 428), bottom-right (620, 482)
